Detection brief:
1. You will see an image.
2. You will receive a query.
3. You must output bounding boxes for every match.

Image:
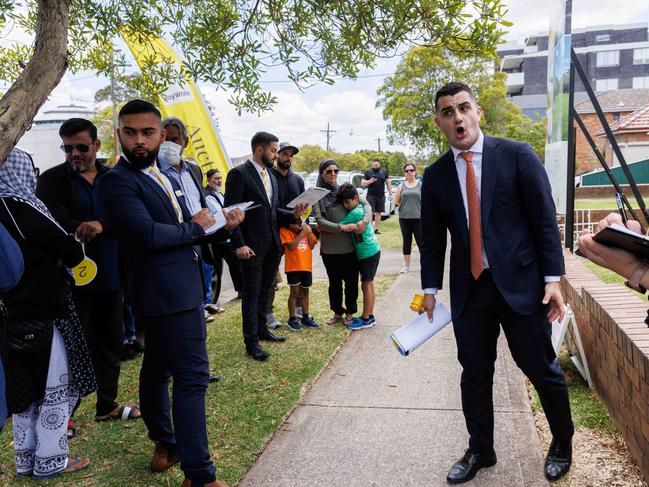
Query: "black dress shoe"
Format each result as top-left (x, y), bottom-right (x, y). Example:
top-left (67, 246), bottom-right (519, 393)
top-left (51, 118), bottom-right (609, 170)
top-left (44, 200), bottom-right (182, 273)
top-left (208, 374), bottom-right (222, 383)
top-left (246, 344), bottom-right (270, 361)
top-left (259, 331), bottom-right (286, 342)
top-left (544, 438), bottom-right (572, 481)
top-left (446, 449), bottom-right (497, 484)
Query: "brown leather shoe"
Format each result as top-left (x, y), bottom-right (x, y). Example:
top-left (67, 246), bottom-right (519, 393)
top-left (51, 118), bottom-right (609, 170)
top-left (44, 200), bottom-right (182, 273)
top-left (180, 480), bottom-right (230, 487)
top-left (150, 441), bottom-right (179, 473)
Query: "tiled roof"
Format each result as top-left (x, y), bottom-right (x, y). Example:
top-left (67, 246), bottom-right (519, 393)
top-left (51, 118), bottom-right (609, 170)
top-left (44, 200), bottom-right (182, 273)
top-left (575, 89), bottom-right (649, 113)
top-left (596, 103), bottom-right (649, 135)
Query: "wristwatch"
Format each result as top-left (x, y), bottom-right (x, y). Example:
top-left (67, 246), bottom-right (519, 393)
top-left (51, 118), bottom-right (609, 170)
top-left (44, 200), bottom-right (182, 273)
top-left (626, 262), bottom-right (649, 294)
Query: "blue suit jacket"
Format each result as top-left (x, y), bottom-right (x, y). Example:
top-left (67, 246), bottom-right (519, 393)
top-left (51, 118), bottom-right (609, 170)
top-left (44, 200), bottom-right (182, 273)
top-left (420, 136), bottom-right (565, 319)
top-left (97, 159), bottom-right (206, 318)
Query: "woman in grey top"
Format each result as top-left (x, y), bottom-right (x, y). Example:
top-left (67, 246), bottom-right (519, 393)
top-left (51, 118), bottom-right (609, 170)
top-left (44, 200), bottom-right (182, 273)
top-left (313, 159), bottom-right (372, 325)
top-left (395, 163), bottom-right (422, 274)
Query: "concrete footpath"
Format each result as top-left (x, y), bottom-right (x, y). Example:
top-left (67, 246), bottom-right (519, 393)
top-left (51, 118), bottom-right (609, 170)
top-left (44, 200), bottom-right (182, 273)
top-left (238, 251), bottom-right (549, 487)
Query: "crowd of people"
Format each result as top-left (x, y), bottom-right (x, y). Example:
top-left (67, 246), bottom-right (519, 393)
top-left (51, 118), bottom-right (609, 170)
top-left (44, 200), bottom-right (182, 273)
top-left (0, 80), bottom-right (600, 485)
top-left (0, 97), bottom-right (413, 484)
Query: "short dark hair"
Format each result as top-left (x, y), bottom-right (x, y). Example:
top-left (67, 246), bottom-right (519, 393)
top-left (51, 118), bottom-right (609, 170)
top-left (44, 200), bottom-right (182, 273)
top-left (59, 118), bottom-right (97, 141)
top-left (434, 82), bottom-right (476, 113)
top-left (336, 182), bottom-right (358, 202)
top-left (251, 131), bottom-right (278, 152)
top-left (119, 99), bottom-right (161, 120)
top-left (206, 168), bottom-right (220, 178)
top-left (371, 158), bottom-right (380, 163)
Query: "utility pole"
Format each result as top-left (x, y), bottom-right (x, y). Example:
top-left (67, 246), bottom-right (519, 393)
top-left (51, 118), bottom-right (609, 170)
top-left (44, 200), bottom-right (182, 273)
top-left (320, 123), bottom-right (336, 151)
top-left (110, 56), bottom-right (120, 163)
top-left (377, 137), bottom-right (382, 153)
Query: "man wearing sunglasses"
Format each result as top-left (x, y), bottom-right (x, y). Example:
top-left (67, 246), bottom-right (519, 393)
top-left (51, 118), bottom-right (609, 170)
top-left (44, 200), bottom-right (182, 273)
top-left (36, 118), bottom-right (138, 424)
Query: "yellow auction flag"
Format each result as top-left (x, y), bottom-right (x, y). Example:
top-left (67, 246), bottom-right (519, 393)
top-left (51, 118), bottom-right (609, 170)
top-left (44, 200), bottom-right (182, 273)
top-left (122, 32), bottom-right (231, 180)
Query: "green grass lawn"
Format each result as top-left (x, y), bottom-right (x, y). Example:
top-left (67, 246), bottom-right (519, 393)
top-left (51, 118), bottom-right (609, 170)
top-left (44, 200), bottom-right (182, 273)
top-left (0, 276), bottom-right (393, 486)
top-left (574, 198), bottom-right (617, 210)
top-left (376, 215), bottom-right (414, 252)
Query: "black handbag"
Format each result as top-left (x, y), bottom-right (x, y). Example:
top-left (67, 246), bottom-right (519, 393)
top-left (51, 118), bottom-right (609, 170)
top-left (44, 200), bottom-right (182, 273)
top-left (4, 316), bottom-right (54, 355)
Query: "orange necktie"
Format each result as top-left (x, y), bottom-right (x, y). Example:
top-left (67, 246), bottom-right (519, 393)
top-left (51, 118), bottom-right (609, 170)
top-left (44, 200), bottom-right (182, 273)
top-left (461, 151), bottom-right (483, 280)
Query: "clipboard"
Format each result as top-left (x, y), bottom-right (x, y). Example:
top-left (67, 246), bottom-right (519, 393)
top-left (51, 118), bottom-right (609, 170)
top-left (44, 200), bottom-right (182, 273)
top-left (592, 224), bottom-right (649, 260)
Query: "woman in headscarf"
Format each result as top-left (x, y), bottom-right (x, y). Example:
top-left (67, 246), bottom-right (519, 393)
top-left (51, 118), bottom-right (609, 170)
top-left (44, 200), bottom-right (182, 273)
top-left (313, 159), bottom-right (373, 325)
top-left (0, 148), bottom-right (96, 479)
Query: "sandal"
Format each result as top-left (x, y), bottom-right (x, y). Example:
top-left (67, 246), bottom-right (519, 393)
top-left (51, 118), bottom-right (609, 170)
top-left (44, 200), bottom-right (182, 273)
top-left (67, 420), bottom-right (77, 439)
top-left (32, 457), bottom-right (90, 480)
top-left (95, 404), bottom-right (141, 421)
top-left (343, 314), bottom-right (354, 325)
top-left (325, 315), bottom-right (343, 325)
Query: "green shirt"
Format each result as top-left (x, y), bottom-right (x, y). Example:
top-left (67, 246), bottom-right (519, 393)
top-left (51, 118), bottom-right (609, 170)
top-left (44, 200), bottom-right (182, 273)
top-left (340, 205), bottom-right (380, 260)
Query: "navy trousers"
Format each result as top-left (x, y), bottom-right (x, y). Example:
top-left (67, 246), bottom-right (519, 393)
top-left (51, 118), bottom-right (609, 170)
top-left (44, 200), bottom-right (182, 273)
top-left (239, 247), bottom-right (280, 345)
top-left (139, 307), bottom-right (216, 485)
top-left (452, 271), bottom-right (574, 453)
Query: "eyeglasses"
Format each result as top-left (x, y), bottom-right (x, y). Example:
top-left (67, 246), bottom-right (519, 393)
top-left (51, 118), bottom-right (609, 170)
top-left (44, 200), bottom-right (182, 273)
top-left (324, 168), bottom-right (340, 174)
top-left (404, 169), bottom-right (415, 173)
top-left (60, 144), bottom-right (91, 153)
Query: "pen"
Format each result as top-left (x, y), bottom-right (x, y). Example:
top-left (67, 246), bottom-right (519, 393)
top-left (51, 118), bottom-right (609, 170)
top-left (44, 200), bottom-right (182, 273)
top-left (615, 192), bottom-right (628, 225)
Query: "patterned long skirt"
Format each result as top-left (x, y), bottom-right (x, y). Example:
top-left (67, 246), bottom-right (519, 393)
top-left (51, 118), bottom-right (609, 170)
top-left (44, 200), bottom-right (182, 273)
top-left (12, 326), bottom-right (79, 478)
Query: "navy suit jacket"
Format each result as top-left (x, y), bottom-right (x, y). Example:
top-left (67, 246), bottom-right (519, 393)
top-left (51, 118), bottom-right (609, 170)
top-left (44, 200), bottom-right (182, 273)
top-left (97, 158), bottom-right (206, 318)
top-left (420, 135), bottom-right (565, 319)
top-left (224, 160), bottom-right (289, 254)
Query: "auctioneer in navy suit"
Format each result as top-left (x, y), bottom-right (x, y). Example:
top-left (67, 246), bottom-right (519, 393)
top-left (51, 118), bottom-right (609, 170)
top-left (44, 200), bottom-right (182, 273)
top-left (420, 134), bottom-right (574, 454)
top-left (97, 157), bottom-right (217, 485)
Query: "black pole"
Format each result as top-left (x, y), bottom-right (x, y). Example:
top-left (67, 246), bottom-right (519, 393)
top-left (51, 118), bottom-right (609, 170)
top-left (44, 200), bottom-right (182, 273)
top-left (572, 109), bottom-right (643, 226)
top-left (565, 55), bottom-right (576, 250)
top-left (570, 48), bottom-right (649, 227)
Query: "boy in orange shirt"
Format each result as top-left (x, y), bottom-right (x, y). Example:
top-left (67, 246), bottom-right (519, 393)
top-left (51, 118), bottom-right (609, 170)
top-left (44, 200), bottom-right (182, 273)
top-left (280, 219), bottom-right (320, 331)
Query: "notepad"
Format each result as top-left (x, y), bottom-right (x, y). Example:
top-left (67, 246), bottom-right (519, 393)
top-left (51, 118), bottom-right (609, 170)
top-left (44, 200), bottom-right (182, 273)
top-left (592, 223), bottom-right (649, 260)
top-left (390, 303), bottom-right (452, 356)
top-left (204, 201), bottom-right (258, 235)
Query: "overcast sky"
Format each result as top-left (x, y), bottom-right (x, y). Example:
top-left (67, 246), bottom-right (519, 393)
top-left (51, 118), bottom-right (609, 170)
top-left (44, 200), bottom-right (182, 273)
top-left (3, 0), bottom-right (649, 158)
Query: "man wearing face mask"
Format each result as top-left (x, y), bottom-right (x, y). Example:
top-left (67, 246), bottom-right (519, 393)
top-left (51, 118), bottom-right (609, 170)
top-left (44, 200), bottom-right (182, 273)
top-left (204, 169), bottom-right (243, 309)
top-left (98, 100), bottom-right (241, 487)
top-left (36, 118), bottom-right (136, 424)
top-left (224, 132), bottom-right (307, 360)
top-left (158, 117), bottom-right (221, 322)
top-left (265, 142), bottom-right (306, 329)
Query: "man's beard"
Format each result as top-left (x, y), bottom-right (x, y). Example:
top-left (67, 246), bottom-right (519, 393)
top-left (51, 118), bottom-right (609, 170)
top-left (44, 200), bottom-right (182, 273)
top-left (122, 146), bottom-right (159, 169)
top-left (209, 183), bottom-right (222, 193)
top-left (69, 161), bottom-right (90, 173)
top-left (261, 154), bottom-right (275, 168)
top-left (277, 159), bottom-right (291, 170)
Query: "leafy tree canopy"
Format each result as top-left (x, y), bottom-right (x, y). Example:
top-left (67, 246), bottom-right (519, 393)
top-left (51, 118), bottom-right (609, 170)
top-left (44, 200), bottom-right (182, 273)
top-left (377, 47), bottom-right (546, 160)
top-left (293, 144), bottom-right (409, 175)
top-left (0, 0), bottom-right (509, 163)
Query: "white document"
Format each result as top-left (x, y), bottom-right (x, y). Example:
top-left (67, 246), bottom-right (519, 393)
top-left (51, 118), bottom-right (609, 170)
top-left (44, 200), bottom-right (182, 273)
top-left (390, 303), bottom-right (452, 356)
top-left (204, 201), bottom-right (258, 235)
top-left (286, 187), bottom-right (331, 208)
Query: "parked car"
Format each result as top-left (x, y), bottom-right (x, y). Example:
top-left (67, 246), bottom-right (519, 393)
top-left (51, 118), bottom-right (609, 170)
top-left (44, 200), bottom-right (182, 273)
top-left (304, 170), bottom-right (395, 218)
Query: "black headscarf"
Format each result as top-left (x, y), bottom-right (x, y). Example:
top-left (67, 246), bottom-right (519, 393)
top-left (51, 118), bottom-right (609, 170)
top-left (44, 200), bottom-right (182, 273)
top-left (316, 159), bottom-right (339, 214)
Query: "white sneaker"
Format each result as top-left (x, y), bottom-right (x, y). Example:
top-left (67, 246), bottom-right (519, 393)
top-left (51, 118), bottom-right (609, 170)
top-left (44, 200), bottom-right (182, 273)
top-left (399, 265), bottom-right (410, 274)
top-left (204, 310), bottom-right (215, 323)
top-left (266, 313), bottom-right (281, 329)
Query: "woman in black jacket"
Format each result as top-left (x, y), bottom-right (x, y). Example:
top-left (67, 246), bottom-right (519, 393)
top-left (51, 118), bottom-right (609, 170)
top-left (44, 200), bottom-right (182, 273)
top-left (0, 148), bottom-right (96, 479)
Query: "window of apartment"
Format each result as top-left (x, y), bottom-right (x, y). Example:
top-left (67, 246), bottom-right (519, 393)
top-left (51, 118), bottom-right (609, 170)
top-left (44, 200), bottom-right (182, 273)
top-left (596, 34), bottom-right (611, 43)
top-left (595, 78), bottom-right (618, 92)
top-left (633, 76), bottom-right (649, 89)
top-left (633, 48), bottom-right (649, 65)
top-left (596, 50), bottom-right (619, 67)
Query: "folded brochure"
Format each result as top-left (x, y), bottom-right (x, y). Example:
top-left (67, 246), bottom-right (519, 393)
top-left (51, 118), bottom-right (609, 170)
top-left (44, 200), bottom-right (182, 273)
top-left (390, 302), bottom-right (452, 356)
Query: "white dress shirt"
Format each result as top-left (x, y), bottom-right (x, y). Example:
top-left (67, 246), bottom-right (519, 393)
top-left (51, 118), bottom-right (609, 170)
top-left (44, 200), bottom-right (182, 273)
top-left (423, 131), bottom-right (559, 295)
top-left (251, 160), bottom-right (273, 202)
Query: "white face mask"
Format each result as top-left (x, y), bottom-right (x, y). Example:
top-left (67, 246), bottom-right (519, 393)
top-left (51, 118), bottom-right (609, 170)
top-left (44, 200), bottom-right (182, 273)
top-left (158, 141), bottom-right (183, 166)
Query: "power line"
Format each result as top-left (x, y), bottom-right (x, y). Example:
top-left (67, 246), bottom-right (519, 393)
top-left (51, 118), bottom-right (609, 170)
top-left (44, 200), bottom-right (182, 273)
top-left (320, 123), bottom-right (336, 151)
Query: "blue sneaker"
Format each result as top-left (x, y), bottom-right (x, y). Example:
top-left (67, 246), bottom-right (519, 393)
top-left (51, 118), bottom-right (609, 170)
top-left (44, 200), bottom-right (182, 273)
top-left (348, 316), bottom-right (374, 330)
top-left (301, 315), bottom-right (320, 329)
top-left (368, 314), bottom-right (376, 324)
top-left (287, 317), bottom-right (303, 331)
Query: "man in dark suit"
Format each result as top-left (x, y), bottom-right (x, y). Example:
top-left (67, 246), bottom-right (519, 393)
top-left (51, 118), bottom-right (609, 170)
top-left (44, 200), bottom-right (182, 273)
top-left (420, 83), bottom-right (573, 484)
top-left (98, 99), bottom-right (241, 487)
top-left (224, 132), bottom-right (306, 360)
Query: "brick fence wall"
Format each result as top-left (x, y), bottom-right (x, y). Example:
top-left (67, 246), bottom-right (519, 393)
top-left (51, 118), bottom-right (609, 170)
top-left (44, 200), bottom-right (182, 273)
top-left (575, 184), bottom-right (649, 199)
top-left (561, 251), bottom-right (649, 478)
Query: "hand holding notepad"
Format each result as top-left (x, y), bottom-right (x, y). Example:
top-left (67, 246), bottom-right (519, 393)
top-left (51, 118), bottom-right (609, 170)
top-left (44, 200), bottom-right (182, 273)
top-left (390, 302), bottom-right (452, 356)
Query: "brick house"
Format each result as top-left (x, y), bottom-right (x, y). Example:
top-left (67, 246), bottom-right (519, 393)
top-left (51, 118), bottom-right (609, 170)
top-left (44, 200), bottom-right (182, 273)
top-left (574, 89), bottom-right (649, 173)
top-left (595, 103), bottom-right (649, 166)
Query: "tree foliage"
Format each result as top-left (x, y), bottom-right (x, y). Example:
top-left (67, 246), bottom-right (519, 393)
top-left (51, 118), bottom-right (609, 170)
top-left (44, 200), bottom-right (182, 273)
top-left (293, 144), bottom-right (409, 176)
top-left (0, 0), bottom-right (509, 163)
top-left (377, 47), bottom-right (546, 160)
